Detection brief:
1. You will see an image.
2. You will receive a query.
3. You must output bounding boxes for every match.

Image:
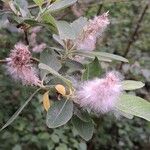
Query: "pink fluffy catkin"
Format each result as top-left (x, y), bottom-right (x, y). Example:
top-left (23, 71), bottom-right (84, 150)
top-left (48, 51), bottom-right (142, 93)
top-left (74, 71), bottom-right (122, 114)
top-left (6, 43), bottom-right (41, 86)
top-left (76, 12), bottom-right (110, 51)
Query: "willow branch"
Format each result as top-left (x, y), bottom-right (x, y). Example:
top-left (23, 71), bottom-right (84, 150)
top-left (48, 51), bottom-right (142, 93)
top-left (0, 57), bottom-right (39, 64)
top-left (31, 57), bottom-right (40, 63)
top-left (0, 60), bottom-right (7, 64)
top-left (119, 3), bottom-right (149, 70)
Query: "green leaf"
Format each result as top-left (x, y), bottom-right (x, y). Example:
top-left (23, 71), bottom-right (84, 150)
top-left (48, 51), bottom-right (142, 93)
top-left (46, 99), bottom-right (73, 128)
top-left (64, 59), bottom-right (84, 73)
top-left (38, 63), bottom-right (72, 87)
top-left (41, 12), bottom-right (57, 32)
top-left (23, 19), bottom-right (39, 26)
top-left (71, 17), bottom-right (88, 37)
top-left (33, 0), bottom-right (44, 6)
top-left (47, 0), bottom-right (77, 12)
top-left (116, 94), bottom-right (150, 121)
top-left (72, 51), bottom-right (112, 62)
top-left (56, 21), bottom-right (76, 40)
top-left (40, 51), bottom-right (62, 71)
top-left (114, 109), bottom-right (134, 119)
top-left (75, 109), bottom-right (92, 122)
top-left (0, 88), bottom-right (41, 131)
top-left (8, 1), bottom-right (20, 15)
top-left (15, 0), bottom-right (30, 17)
top-left (122, 80), bottom-right (145, 90)
top-left (72, 50), bottom-right (128, 62)
top-left (94, 52), bottom-right (128, 62)
top-left (82, 57), bottom-right (102, 80)
top-left (53, 34), bottom-right (65, 47)
top-left (72, 116), bottom-right (94, 141)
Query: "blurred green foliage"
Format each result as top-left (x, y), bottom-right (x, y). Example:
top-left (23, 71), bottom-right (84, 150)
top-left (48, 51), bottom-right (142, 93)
top-left (0, 0), bottom-right (150, 149)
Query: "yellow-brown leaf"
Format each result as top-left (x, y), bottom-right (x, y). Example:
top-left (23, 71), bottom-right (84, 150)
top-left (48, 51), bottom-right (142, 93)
top-left (43, 91), bottom-right (50, 111)
top-left (55, 84), bottom-right (66, 96)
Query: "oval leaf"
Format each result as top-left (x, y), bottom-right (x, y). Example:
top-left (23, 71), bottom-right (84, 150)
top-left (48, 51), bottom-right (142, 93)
top-left (72, 116), bottom-right (94, 141)
top-left (46, 99), bottom-right (73, 128)
top-left (43, 91), bottom-right (51, 111)
top-left (82, 57), bottom-right (102, 80)
top-left (72, 51), bottom-right (128, 62)
top-left (122, 80), bottom-right (145, 90)
top-left (75, 109), bottom-right (92, 122)
top-left (94, 52), bottom-right (128, 62)
top-left (70, 17), bottom-right (88, 37)
top-left (38, 63), bottom-right (72, 87)
top-left (72, 51), bottom-right (112, 62)
top-left (56, 21), bottom-right (76, 40)
top-left (116, 94), bottom-right (150, 121)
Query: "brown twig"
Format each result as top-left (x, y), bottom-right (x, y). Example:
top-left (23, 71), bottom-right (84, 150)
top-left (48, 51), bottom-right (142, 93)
top-left (31, 57), bottom-right (40, 63)
top-left (24, 31), bottom-right (29, 45)
top-left (119, 3), bottom-right (149, 70)
top-left (71, 3), bottom-right (84, 17)
top-left (0, 60), bottom-right (8, 64)
top-left (0, 57), bottom-right (39, 64)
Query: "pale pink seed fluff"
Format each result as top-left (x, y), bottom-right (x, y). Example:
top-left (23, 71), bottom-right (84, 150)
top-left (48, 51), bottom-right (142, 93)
top-left (29, 26), bottom-right (46, 53)
top-left (74, 71), bottom-right (122, 114)
top-left (76, 12), bottom-right (110, 51)
top-left (6, 43), bottom-right (41, 86)
top-left (32, 43), bottom-right (47, 53)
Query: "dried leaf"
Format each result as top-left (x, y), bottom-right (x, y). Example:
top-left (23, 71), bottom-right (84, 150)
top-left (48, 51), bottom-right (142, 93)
top-left (43, 91), bottom-right (51, 111)
top-left (55, 84), bottom-right (66, 96)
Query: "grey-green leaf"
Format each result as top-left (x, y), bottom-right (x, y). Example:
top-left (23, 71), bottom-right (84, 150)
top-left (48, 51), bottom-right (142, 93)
top-left (94, 52), bottom-right (128, 62)
top-left (15, 0), bottom-right (30, 17)
top-left (82, 57), bottom-right (102, 80)
top-left (72, 51), bottom-right (112, 62)
top-left (40, 51), bottom-right (61, 71)
top-left (53, 34), bottom-right (65, 47)
top-left (40, 51), bottom-right (62, 79)
top-left (56, 21), bottom-right (76, 40)
top-left (75, 110), bottom-right (92, 122)
top-left (116, 94), bottom-right (150, 121)
top-left (38, 63), bottom-right (72, 87)
top-left (72, 50), bottom-right (128, 62)
top-left (47, 0), bottom-right (77, 12)
top-left (122, 80), bottom-right (145, 90)
top-left (64, 59), bottom-right (84, 73)
top-left (72, 116), bottom-right (94, 141)
top-left (41, 12), bottom-right (57, 31)
top-left (70, 17), bottom-right (88, 37)
top-left (46, 100), bottom-right (73, 128)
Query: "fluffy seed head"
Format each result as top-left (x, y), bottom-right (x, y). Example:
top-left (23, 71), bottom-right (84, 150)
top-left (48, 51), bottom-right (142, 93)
top-left (6, 42), bottom-right (41, 86)
top-left (74, 71), bottom-right (122, 114)
top-left (76, 12), bottom-right (110, 51)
